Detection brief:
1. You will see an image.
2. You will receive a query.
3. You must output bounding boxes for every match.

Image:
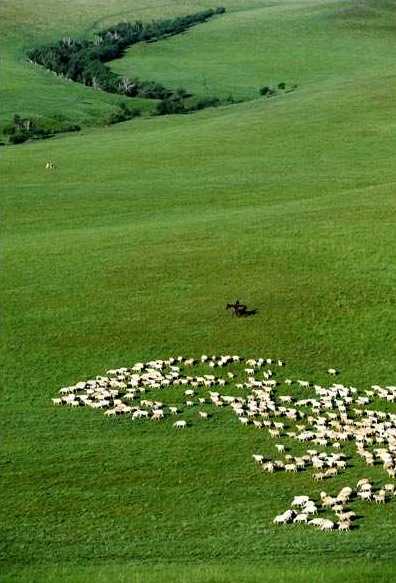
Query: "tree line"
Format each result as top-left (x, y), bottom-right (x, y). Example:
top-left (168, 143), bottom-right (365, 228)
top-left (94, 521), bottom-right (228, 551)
top-left (27, 8), bottom-right (226, 100)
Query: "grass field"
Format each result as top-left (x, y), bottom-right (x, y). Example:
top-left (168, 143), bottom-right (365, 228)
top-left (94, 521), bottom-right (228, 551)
top-left (1, 0), bottom-right (396, 581)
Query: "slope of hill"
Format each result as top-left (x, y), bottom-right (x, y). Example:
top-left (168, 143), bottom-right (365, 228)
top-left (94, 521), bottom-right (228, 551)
top-left (1, 1), bottom-right (396, 581)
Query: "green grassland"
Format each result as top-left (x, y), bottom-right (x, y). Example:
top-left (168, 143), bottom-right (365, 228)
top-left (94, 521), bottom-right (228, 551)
top-left (112, 0), bottom-right (396, 100)
top-left (2, 0), bottom-right (396, 581)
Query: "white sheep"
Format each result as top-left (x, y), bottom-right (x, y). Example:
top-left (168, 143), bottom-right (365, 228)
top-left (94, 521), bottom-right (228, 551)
top-left (357, 490), bottom-right (372, 501)
top-left (291, 495), bottom-right (310, 507)
top-left (338, 521), bottom-right (351, 532)
top-left (293, 513), bottom-right (308, 524)
top-left (273, 510), bottom-right (294, 525)
top-left (320, 520), bottom-right (335, 531)
top-left (252, 454), bottom-right (264, 464)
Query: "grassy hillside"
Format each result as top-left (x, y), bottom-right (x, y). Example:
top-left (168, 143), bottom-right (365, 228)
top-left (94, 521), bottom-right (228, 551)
top-left (112, 0), bottom-right (396, 99)
top-left (0, 0), bottom-right (212, 131)
top-left (2, 0), bottom-right (396, 581)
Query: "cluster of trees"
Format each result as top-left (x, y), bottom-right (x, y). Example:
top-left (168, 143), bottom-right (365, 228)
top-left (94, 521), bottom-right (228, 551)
top-left (259, 82), bottom-right (297, 97)
top-left (3, 114), bottom-right (80, 144)
top-left (27, 8), bottom-right (226, 99)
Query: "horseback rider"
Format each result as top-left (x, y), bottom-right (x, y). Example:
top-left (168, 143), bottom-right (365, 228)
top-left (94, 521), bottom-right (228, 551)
top-left (226, 299), bottom-right (248, 317)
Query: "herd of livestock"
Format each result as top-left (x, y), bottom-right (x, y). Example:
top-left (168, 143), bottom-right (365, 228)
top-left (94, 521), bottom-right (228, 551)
top-left (52, 354), bottom-right (396, 531)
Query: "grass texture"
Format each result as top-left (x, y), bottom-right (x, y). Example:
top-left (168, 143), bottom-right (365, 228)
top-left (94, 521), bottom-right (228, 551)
top-left (1, 0), bottom-right (396, 581)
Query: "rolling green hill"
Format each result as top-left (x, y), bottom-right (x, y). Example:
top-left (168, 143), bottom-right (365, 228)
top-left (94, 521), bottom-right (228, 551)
top-left (1, 0), bottom-right (396, 581)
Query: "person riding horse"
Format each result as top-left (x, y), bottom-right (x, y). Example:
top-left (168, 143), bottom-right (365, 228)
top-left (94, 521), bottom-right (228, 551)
top-left (226, 299), bottom-right (248, 317)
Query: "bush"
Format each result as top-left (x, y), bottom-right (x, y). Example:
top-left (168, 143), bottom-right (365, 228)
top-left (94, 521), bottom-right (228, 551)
top-left (3, 114), bottom-right (80, 145)
top-left (155, 94), bottom-right (225, 116)
top-left (259, 83), bottom-right (295, 98)
top-left (259, 86), bottom-right (276, 97)
top-left (155, 96), bottom-right (186, 115)
top-left (9, 132), bottom-right (29, 144)
top-left (107, 103), bottom-right (141, 124)
top-left (193, 96), bottom-right (220, 110)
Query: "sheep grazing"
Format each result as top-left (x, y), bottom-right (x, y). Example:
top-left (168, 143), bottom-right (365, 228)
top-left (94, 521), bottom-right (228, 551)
top-left (307, 517), bottom-right (334, 531)
top-left (308, 518), bottom-right (323, 528)
top-left (294, 513), bottom-right (308, 524)
top-left (52, 353), bottom-right (396, 535)
top-left (357, 490), bottom-right (372, 501)
top-left (313, 473), bottom-right (326, 481)
top-left (291, 495), bottom-right (310, 507)
top-left (303, 503), bottom-right (317, 515)
top-left (273, 510), bottom-right (295, 525)
top-left (252, 454), bottom-right (264, 464)
top-left (151, 410), bottom-right (164, 421)
top-left (373, 489), bottom-right (387, 503)
top-left (337, 486), bottom-right (353, 503)
top-left (320, 519), bottom-right (335, 531)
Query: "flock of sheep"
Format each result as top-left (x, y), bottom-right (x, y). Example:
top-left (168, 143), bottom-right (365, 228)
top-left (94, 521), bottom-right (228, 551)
top-left (273, 479), bottom-right (395, 531)
top-left (52, 353), bottom-right (396, 532)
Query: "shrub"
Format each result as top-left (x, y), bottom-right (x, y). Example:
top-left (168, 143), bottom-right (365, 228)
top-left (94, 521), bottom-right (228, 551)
top-left (3, 114), bottom-right (80, 145)
top-left (155, 96), bottom-right (186, 115)
top-left (9, 132), bottom-right (29, 144)
top-left (192, 96), bottom-right (220, 110)
top-left (260, 83), bottom-right (295, 98)
top-left (259, 86), bottom-right (276, 97)
top-left (107, 103), bottom-right (141, 124)
top-left (156, 94), bottom-right (225, 116)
